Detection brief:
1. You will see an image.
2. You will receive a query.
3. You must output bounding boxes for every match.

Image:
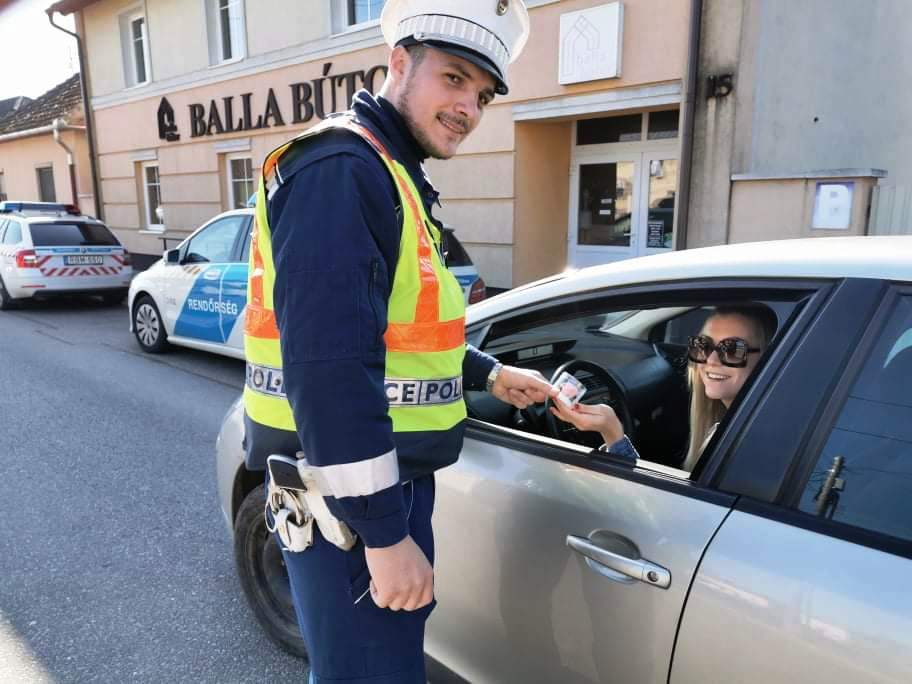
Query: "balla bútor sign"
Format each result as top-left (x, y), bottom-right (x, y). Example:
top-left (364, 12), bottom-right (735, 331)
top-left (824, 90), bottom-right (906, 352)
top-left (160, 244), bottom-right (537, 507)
top-left (157, 62), bottom-right (387, 142)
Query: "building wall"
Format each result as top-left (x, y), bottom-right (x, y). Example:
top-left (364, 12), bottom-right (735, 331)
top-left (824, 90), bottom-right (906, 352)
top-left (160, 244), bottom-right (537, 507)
top-left (687, 0), bottom-right (912, 248)
top-left (748, 0), bottom-right (912, 185)
top-left (513, 121), bottom-right (572, 285)
top-left (146, 0), bottom-right (209, 83)
top-left (82, 0), bottom-right (143, 97)
top-left (0, 131), bottom-right (90, 206)
top-left (247, 1), bottom-right (331, 57)
top-left (728, 176), bottom-right (878, 243)
top-left (83, 0), bottom-right (689, 287)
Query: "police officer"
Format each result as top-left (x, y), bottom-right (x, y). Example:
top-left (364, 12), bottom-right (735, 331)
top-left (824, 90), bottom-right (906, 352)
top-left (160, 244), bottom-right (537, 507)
top-left (244, 1), bottom-right (550, 681)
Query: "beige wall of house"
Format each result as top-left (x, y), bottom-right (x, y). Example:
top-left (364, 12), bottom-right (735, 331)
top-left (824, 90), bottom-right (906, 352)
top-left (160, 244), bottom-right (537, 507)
top-left (728, 173), bottom-right (881, 244)
top-left (84, 0), bottom-right (690, 286)
top-left (0, 130), bottom-right (93, 212)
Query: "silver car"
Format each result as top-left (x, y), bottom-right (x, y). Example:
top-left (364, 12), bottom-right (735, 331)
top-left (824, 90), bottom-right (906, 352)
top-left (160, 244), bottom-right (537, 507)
top-left (216, 236), bottom-right (912, 683)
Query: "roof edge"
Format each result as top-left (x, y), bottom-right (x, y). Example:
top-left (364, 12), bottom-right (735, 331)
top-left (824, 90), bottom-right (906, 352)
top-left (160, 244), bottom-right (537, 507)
top-left (46, 0), bottom-right (99, 16)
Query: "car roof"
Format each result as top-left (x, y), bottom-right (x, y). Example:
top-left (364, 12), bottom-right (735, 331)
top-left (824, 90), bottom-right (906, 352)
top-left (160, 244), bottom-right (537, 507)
top-left (467, 236), bottom-right (912, 323)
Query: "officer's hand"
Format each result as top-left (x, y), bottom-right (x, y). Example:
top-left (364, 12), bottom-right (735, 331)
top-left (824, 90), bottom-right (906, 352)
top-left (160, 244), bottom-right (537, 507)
top-left (491, 366), bottom-right (557, 409)
top-left (365, 535), bottom-right (434, 611)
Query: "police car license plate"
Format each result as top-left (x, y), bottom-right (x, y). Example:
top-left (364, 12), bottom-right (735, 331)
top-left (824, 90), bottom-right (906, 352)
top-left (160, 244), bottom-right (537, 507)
top-left (64, 255), bottom-right (104, 265)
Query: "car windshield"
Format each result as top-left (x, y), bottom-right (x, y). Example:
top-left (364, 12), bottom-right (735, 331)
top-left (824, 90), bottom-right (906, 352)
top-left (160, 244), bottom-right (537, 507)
top-left (29, 222), bottom-right (120, 246)
top-left (441, 231), bottom-right (473, 267)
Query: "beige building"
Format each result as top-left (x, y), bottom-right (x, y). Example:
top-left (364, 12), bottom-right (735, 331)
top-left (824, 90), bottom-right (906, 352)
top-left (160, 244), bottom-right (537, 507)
top-left (46, 0), bottom-right (691, 288)
top-left (0, 75), bottom-right (95, 215)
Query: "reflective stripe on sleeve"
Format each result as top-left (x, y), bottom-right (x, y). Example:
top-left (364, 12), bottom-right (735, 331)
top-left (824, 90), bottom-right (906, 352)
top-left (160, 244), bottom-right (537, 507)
top-left (310, 448), bottom-right (399, 499)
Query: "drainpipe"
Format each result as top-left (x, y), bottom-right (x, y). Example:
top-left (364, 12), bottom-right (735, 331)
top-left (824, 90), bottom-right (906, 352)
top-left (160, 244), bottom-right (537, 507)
top-left (674, 0), bottom-right (703, 251)
top-left (46, 9), bottom-right (104, 221)
top-left (52, 118), bottom-right (79, 206)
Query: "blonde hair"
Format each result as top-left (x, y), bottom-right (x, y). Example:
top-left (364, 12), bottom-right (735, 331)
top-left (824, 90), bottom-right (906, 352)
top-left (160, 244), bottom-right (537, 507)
top-left (683, 306), bottom-right (776, 471)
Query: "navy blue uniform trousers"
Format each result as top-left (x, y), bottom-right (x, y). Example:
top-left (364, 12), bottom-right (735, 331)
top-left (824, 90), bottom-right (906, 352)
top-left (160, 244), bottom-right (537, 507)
top-left (279, 475), bottom-right (436, 683)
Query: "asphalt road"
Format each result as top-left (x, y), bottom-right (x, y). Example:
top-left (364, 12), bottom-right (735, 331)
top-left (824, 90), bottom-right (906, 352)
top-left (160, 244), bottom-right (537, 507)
top-left (0, 298), bottom-right (306, 683)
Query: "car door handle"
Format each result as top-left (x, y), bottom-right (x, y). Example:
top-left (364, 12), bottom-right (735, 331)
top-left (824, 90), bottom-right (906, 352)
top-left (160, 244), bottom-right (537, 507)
top-left (566, 534), bottom-right (671, 589)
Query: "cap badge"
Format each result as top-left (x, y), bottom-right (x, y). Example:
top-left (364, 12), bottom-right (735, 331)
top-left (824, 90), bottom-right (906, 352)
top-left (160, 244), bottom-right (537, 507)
top-left (496, 0), bottom-right (509, 17)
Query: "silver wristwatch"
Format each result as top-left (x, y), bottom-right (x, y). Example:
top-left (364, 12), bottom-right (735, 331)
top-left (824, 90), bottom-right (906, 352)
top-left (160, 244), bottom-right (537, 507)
top-left (485, 362), bottom-right (503, 393)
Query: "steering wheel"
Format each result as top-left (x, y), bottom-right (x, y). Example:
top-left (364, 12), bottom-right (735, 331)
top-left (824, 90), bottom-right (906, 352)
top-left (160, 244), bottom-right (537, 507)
top-left (544, 360), bottom-right (634, 443)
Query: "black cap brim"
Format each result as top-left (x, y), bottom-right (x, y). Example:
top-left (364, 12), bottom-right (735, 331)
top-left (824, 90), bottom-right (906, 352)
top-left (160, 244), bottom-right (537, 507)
top-left (397, 38), bottom-right (508, 96)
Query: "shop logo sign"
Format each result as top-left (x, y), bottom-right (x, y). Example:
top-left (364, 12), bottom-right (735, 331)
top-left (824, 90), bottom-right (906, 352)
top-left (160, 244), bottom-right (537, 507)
top-left (559, 2), bottom-right (623, 85)
top-left (155, 62), bottom-right (387, 143)
top-left (157, 97), bottom-right (180, 142)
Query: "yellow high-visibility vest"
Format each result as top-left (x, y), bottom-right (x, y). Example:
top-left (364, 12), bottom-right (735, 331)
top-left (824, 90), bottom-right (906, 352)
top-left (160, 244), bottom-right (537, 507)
top-left (243, 115), bottom-right (467, 441)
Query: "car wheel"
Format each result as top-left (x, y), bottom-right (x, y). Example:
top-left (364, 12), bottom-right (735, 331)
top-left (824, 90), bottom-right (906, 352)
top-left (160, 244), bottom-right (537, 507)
top-left (0, 275), bottom-right (17, 311)
top-left (132, 295), bottom-right (169, 352)
top-left (234, 484), bottom-right (310, 660)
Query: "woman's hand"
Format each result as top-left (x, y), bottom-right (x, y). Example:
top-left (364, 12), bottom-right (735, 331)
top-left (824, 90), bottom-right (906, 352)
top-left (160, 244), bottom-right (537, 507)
top-left (549, 401), bottom-right (625, 445)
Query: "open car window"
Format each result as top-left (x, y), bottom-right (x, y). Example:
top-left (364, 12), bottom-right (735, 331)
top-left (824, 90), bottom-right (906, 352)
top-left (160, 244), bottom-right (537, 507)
top-left (467, 291), bottom-right (805, 476)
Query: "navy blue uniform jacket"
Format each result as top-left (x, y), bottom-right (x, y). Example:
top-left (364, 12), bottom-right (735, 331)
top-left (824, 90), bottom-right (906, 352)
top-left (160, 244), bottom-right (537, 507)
top-left (268, 90), bottom-right (497, 548)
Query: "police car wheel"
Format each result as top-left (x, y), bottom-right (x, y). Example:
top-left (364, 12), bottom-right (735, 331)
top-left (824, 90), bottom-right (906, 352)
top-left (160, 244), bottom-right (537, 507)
top-left (234, 484), bottom-right (309, 660)
top-left (132, 295), bottom-right (169, 352)
top-left (0, 276), bottom-right (17, 311)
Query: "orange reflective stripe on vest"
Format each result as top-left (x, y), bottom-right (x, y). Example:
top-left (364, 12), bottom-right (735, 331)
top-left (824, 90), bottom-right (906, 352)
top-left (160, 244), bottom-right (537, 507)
top-left (352, 124), bottom-right (463, 353)
top-left (245, 218), bottom-right (280, 340)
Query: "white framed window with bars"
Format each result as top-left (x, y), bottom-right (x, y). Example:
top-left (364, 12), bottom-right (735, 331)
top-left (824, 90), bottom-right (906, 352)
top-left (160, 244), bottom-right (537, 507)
top-left (141, 162), bottom-right (164, 232)
top-left (331, 0), bottom-right (387, 31)
top-left (120, 8), bottom-right (151, 87)
top-left (207, 0), bottom-right (247, 65)
top-left (348, 0), bottom-right (386, 25)
top-left (227, 154), bottom-right (254, 210)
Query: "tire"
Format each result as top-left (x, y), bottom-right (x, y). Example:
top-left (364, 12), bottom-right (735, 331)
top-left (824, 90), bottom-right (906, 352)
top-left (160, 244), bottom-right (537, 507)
top-left (234, 484), bottom-right (310, 660)
top-left (0, 275), bottom-right (18, 311)
top-left (132, 295), bottom-right (169, 352)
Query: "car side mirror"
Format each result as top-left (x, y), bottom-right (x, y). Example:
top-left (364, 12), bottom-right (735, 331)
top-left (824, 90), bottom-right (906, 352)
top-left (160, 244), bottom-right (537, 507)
top-left (165, 248), bottom-right (181, 265)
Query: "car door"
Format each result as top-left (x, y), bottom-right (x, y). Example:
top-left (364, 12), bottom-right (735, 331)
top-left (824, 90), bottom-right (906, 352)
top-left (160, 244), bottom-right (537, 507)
top-left (169, 214), bottom-right (247, 343)
top-left (427, 280), bottom-right (827, 684)
top-left (671, 279), bottom-right (912, 683)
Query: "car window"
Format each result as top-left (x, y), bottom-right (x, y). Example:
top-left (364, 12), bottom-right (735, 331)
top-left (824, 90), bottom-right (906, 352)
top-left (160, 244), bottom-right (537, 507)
top-left (471, 295), bottom-right (791, 472)
top-left (441, 231), bottom-right (473, 267)
top-left (797, 294), bottom-right (912, 542)
top-left (239, 219), bottom-right (252, 264)
top-left (0, 220), bottom-right (7, 243)
top-left (6, 222), bottom-right (21, 244)
top-left (29, 222), bottom-right (118, 246)
top-left (185, 216), bottom-right (246, 264)
top-left (3, 221), bottom-right (22, 245)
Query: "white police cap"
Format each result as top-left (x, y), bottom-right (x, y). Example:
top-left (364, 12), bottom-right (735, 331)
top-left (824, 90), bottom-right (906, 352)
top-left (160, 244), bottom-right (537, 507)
top-left (381, 0), bottom-right (531, 95)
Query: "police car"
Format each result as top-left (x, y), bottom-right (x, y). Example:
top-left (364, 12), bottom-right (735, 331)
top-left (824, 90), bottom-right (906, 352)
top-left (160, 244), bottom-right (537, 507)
top-left (128, 208), bottom-right (485, 358)
top-left (0, 201), bottom-right (133, 309)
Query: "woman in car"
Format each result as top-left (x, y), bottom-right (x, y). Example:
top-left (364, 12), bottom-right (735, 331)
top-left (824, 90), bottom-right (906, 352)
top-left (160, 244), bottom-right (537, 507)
top-left (550, 305), bottom-right (776, 471)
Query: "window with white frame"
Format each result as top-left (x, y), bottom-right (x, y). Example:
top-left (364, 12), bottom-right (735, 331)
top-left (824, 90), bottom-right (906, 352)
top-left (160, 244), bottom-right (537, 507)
top-left (227, 155), bottom-right (254, 210)
top-left (120, 8), bottom-right (151, 87)
top-left (141, 162), bottom-right (163, 231)
top-left (36, 165), bottom-right (56, 202)
top-left (348, 0), bottom-right (386, 25)
top-left (206, 0), bottom-right (246, 65)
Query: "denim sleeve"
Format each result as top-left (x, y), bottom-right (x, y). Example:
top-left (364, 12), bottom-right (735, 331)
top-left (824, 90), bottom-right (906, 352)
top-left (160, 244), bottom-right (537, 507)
top-left (599, 435), bottom-right (640, 462)
top-left (269, 149), bottom-right (408, 548)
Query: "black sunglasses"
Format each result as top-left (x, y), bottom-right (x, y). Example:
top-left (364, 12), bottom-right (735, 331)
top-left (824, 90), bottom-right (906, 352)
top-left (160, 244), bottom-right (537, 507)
top-left (687, 335), bottom-right (761, 368)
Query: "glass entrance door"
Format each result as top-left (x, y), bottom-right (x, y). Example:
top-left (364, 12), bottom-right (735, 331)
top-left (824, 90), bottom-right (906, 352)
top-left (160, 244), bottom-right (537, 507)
top-left (569, 157), bottom-right (639, 268)
top-left (569, 153), bottom-right (678, 267)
